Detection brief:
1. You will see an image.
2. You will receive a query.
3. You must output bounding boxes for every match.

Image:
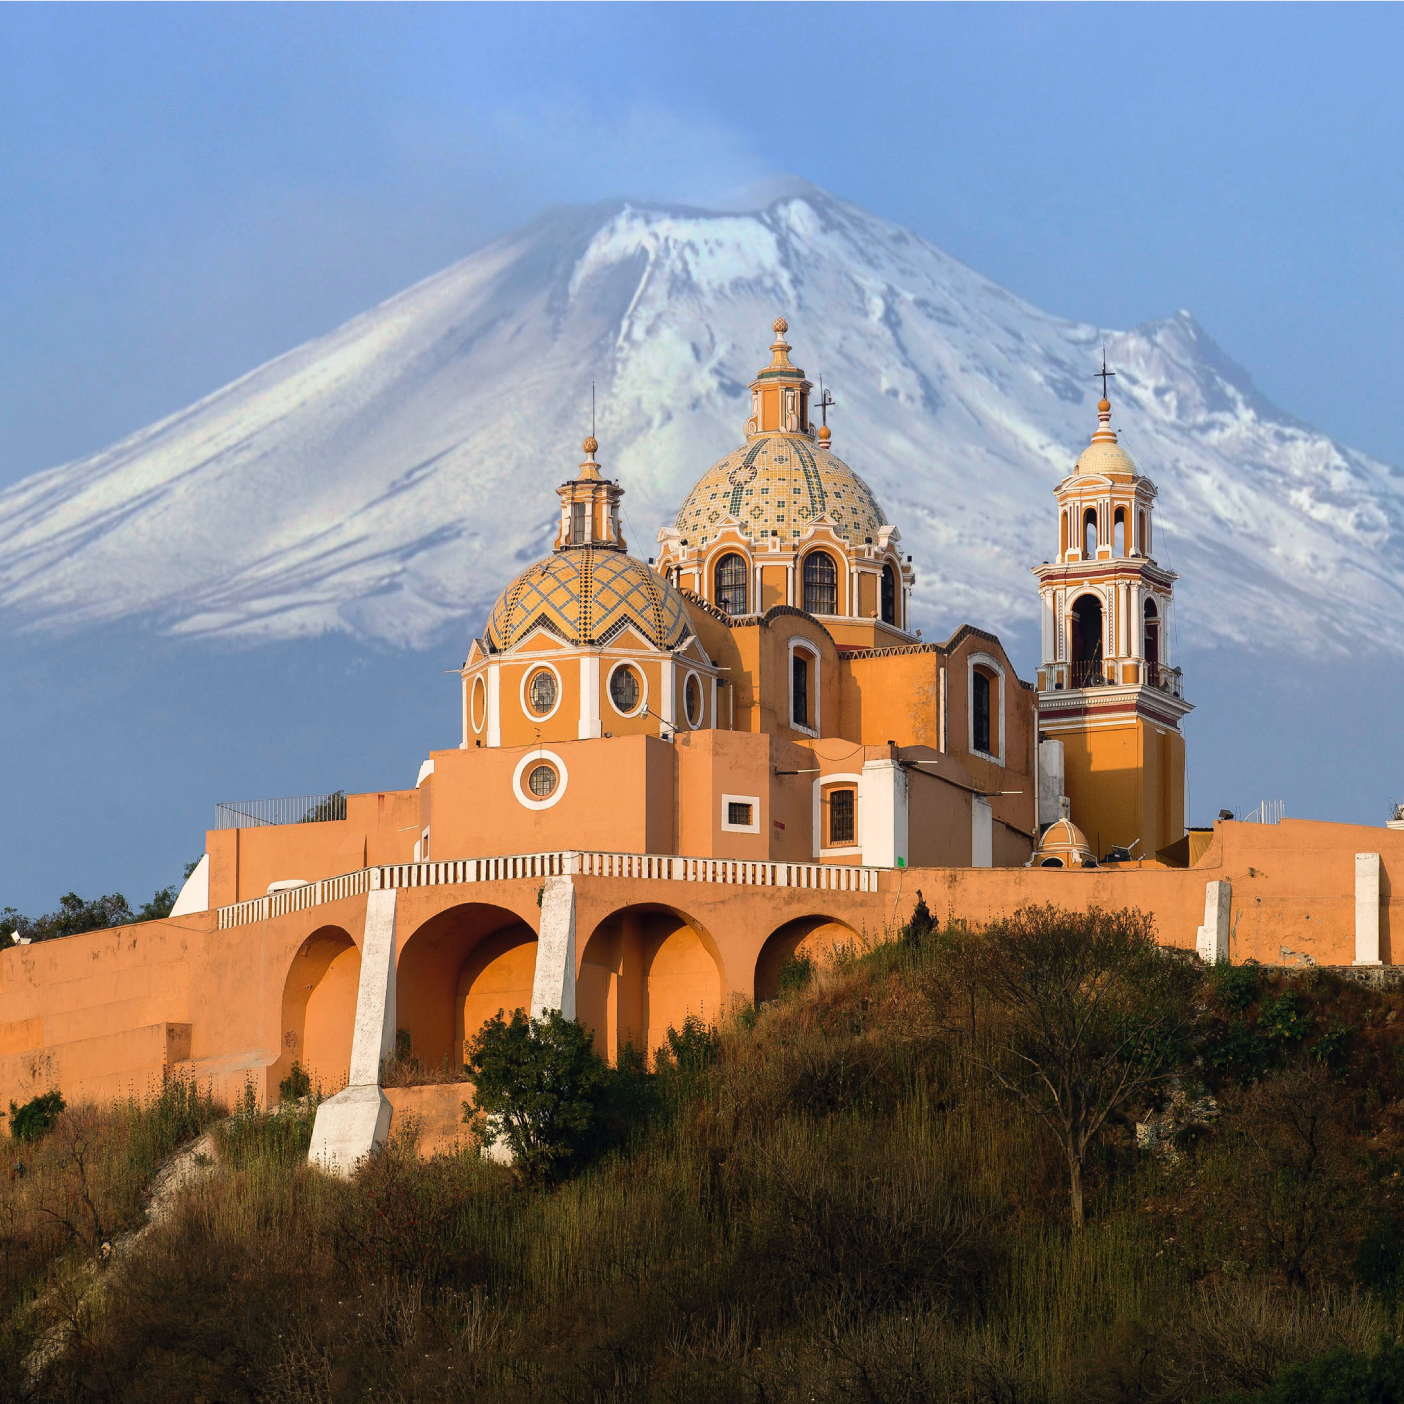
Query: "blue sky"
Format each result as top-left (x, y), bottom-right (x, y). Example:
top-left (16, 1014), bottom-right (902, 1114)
top-left (3, 2), bottom-right (1403, 483)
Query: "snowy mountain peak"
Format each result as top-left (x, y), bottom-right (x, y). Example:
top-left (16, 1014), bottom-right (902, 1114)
top-left (0, 186), bottom-right (1400, 657)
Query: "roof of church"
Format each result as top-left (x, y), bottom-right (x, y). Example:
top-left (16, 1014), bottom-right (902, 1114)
top-left (485, 547), bottom-right (691, 652)
top-left (673, 433), bottom-right (887, 551)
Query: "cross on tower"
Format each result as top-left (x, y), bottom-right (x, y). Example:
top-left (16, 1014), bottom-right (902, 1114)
top-left (1094, 347), bottom-right (1116, 400)
top-left (816, 377), bottom-right (835, 427)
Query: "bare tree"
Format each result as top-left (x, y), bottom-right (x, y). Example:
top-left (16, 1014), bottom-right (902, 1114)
top-left (957, 904), bottom-right (1200, 1227)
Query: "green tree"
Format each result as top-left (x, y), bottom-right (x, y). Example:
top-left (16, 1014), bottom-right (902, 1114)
top-left (961, 904), bottom-right (1201, 1227)
top-left (464, 1009), bottom-right (614, 1185)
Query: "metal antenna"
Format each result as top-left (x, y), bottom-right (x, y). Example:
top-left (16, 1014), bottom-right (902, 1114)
top-left (1094, 347), bottom-right (1116, 399)
top-left (816, 376), bottom-right (835, 427)
top-left (591, 382), bottom-right (596, 439)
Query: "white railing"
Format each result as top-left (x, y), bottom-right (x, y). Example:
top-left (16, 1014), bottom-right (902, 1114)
top-left (1240, 800), bottom-right (1285, 825)
top-left (217, 850), bottom-right (882, 929)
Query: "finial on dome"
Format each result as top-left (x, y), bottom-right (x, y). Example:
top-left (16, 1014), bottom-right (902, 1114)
top-left (817, 422), bottom-right (832, 449)
top-left (578, 435), bottom-right (602, 480)
top-left (768, 316), bottom-right (795, 370)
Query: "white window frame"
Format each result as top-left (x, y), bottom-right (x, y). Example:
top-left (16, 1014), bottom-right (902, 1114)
top-left (721, 793), bottom-right (760, 833)
top-left (967, 651), bottom-right (1006, 766)
top-left (787, 638), bottom-right (821, 737)
top-left (519, 661), bottom-right (564, 722)
top-left (813, 772), bottom-right (863, 858)
top-left (682, 669), bottom-right (705, 729)
top-left (513, 749), bottom-right (570, 811)
top-left (470, 674), bottom-right (487, 734)
top-left (707, 545), bottom-right (752, 615)
top-left (605, 658), bottom-right (648, 718)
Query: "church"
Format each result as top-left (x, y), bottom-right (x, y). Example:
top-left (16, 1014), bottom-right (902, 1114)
top-left (0, 320), bottom-right (1396, 1169)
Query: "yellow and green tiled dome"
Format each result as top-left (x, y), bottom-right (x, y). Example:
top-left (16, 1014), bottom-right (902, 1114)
top-left (486, 547), bottom-right (691, 652)
top-left (674, 433), bottom-right (888, 549)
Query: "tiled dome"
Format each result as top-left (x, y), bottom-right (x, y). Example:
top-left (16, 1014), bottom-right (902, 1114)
top-left (673, 433), bottom-right (887, 550)
top-left (486, 547), bottom-right (691, 652)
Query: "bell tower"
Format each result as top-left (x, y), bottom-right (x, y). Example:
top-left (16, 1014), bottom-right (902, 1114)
top-left (1032, 371), bottom-right (1192, 862)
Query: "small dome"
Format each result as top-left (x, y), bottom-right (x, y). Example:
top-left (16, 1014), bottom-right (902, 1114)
top-left (1072, 397), bottom-right (1139, 481)
top-left (486, 547), bottom-right (690, 652)
top-left (674, 434), bottom-right (887, 550)
top-left (1030, 813), bottom-right (1098, 869)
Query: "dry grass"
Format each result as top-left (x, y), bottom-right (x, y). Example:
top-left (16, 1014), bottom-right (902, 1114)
top-left (5, 925), bottom-right (1404, 1401)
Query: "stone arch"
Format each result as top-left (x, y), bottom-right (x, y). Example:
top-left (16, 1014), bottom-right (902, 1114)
top-left (273, 924), bottom-right (359, 1101)
top-left (577, 904), bottom-right (724, 1064)
top-left (396, 902), bottom-right (537, 1071)
top-left (754, 915), bottom-right (860, 1002)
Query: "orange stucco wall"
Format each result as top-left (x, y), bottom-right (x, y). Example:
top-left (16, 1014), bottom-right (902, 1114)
top-left (3, 819), bottom-right (1397, 1129)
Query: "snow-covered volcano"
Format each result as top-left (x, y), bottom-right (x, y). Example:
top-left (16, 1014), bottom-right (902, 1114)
top-left (1, 183), bottom-right (1400, 655)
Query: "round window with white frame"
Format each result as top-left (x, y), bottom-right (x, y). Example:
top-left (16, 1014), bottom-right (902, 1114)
top-left (683, 671), bottom-right (703, 728)
top-left (524, 666), bottom-right (560, 719)
top-left (512, 748), bottom-right (569, 810)
top-left (470, 674), bottom-right (486, 734)
top-left (608, 662), bottom-right (644, 717)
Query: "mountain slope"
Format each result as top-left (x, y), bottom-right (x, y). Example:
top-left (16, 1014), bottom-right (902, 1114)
top-left (1, 185), bottom-right (1400, 655)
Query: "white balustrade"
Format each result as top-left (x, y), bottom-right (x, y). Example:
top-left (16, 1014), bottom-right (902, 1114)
top-left (216, 849), bottom-right (881, 928)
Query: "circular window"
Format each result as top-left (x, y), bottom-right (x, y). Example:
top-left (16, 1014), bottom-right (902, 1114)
top-left (527, 764), bottom-right (558, 798)
top-left (609, 664), bottom-right (641, 714)
top-left (527, 669), bottom-right (558, 716)
top-left (684, 673), bottom-right (702, 727)
top-left (470, 675), bottom-right (486, 733)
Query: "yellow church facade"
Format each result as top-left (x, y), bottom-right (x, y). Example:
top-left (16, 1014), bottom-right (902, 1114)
top-left (0, 319), bottom-right (1398, 1170)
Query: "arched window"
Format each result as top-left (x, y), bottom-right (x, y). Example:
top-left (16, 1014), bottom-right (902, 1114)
top-left (1114, 507), bottom-right (1126, 557)
top-left (972, 669), bottom-right (992, 755)
top-left (1143, 598), bottom-right (1161, 679)
top-left (1136, 510), bottom-right (1147, 556)
top-left (1082, 508), bottom-right (1098, 558)
top-left (880, 564), bottom-right (897, 625)
top-left (1070, 594), bottom-right (1104, 688)
top-left (715, 553), bottom-right (748, 615)
top-left (802, 551), bottom-right (837, 616)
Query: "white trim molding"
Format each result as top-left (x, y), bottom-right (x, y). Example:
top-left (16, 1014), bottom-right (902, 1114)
top-left (721, 793), bottom-right (761, 833)
top-left (787, 638), bottom-right (821, 737)
top-left (513, 749), bottom-right (570, 811)
top-left (520, 661), bottom-right (564, 723)
top-left (682, 669), bottom-right (705, 729)
top-left (605, 658), bottom-right (648, 719)
top-left (812, 772), bottom-right (863, 858)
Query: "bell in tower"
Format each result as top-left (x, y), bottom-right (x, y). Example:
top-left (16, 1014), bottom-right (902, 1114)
top-left (1031, 360), bottom-right (1193, 863)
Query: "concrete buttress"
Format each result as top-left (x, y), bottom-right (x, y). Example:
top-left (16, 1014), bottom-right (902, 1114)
top-left (308, 888), bottom-right (398, 1175)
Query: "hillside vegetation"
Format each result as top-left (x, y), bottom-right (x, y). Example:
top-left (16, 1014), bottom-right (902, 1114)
top-left (4, 905), bottom-right (1404, 1403)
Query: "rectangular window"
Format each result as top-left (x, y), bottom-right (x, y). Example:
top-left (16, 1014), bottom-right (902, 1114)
top-left (828, 789), bottom-right (856, 846)
top-left (792, 653), bottom-right (809, 728)
top-left (973, 670), bottom-right (991, 755)
top-left (728, 801), bottom-right (753, 828)
top-left (571, 501), bottom-right (587, 543)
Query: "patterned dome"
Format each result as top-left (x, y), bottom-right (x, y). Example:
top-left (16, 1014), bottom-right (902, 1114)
top-left (486, 547), bottom-right (691, 652)
top-left (673, 432), bottom-right (888, 549)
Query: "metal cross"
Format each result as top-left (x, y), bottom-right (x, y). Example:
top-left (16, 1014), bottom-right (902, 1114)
top-left (1094, 348), bottom-right (1116, 399)
top-left (816, 377), bottom-right (835, 427)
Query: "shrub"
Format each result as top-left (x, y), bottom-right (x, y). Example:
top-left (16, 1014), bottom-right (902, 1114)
top-left (9, 1089), bottom-right (65, 1142)
top-left (278, 1061), bottom-right (312, 1102)
top-left (776, 952), bottom-right (815, 998)
top-left (1208, 1341), bottom-right (1404, 1403)
top-left (464, 1009), bottom-right (615, 1185)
